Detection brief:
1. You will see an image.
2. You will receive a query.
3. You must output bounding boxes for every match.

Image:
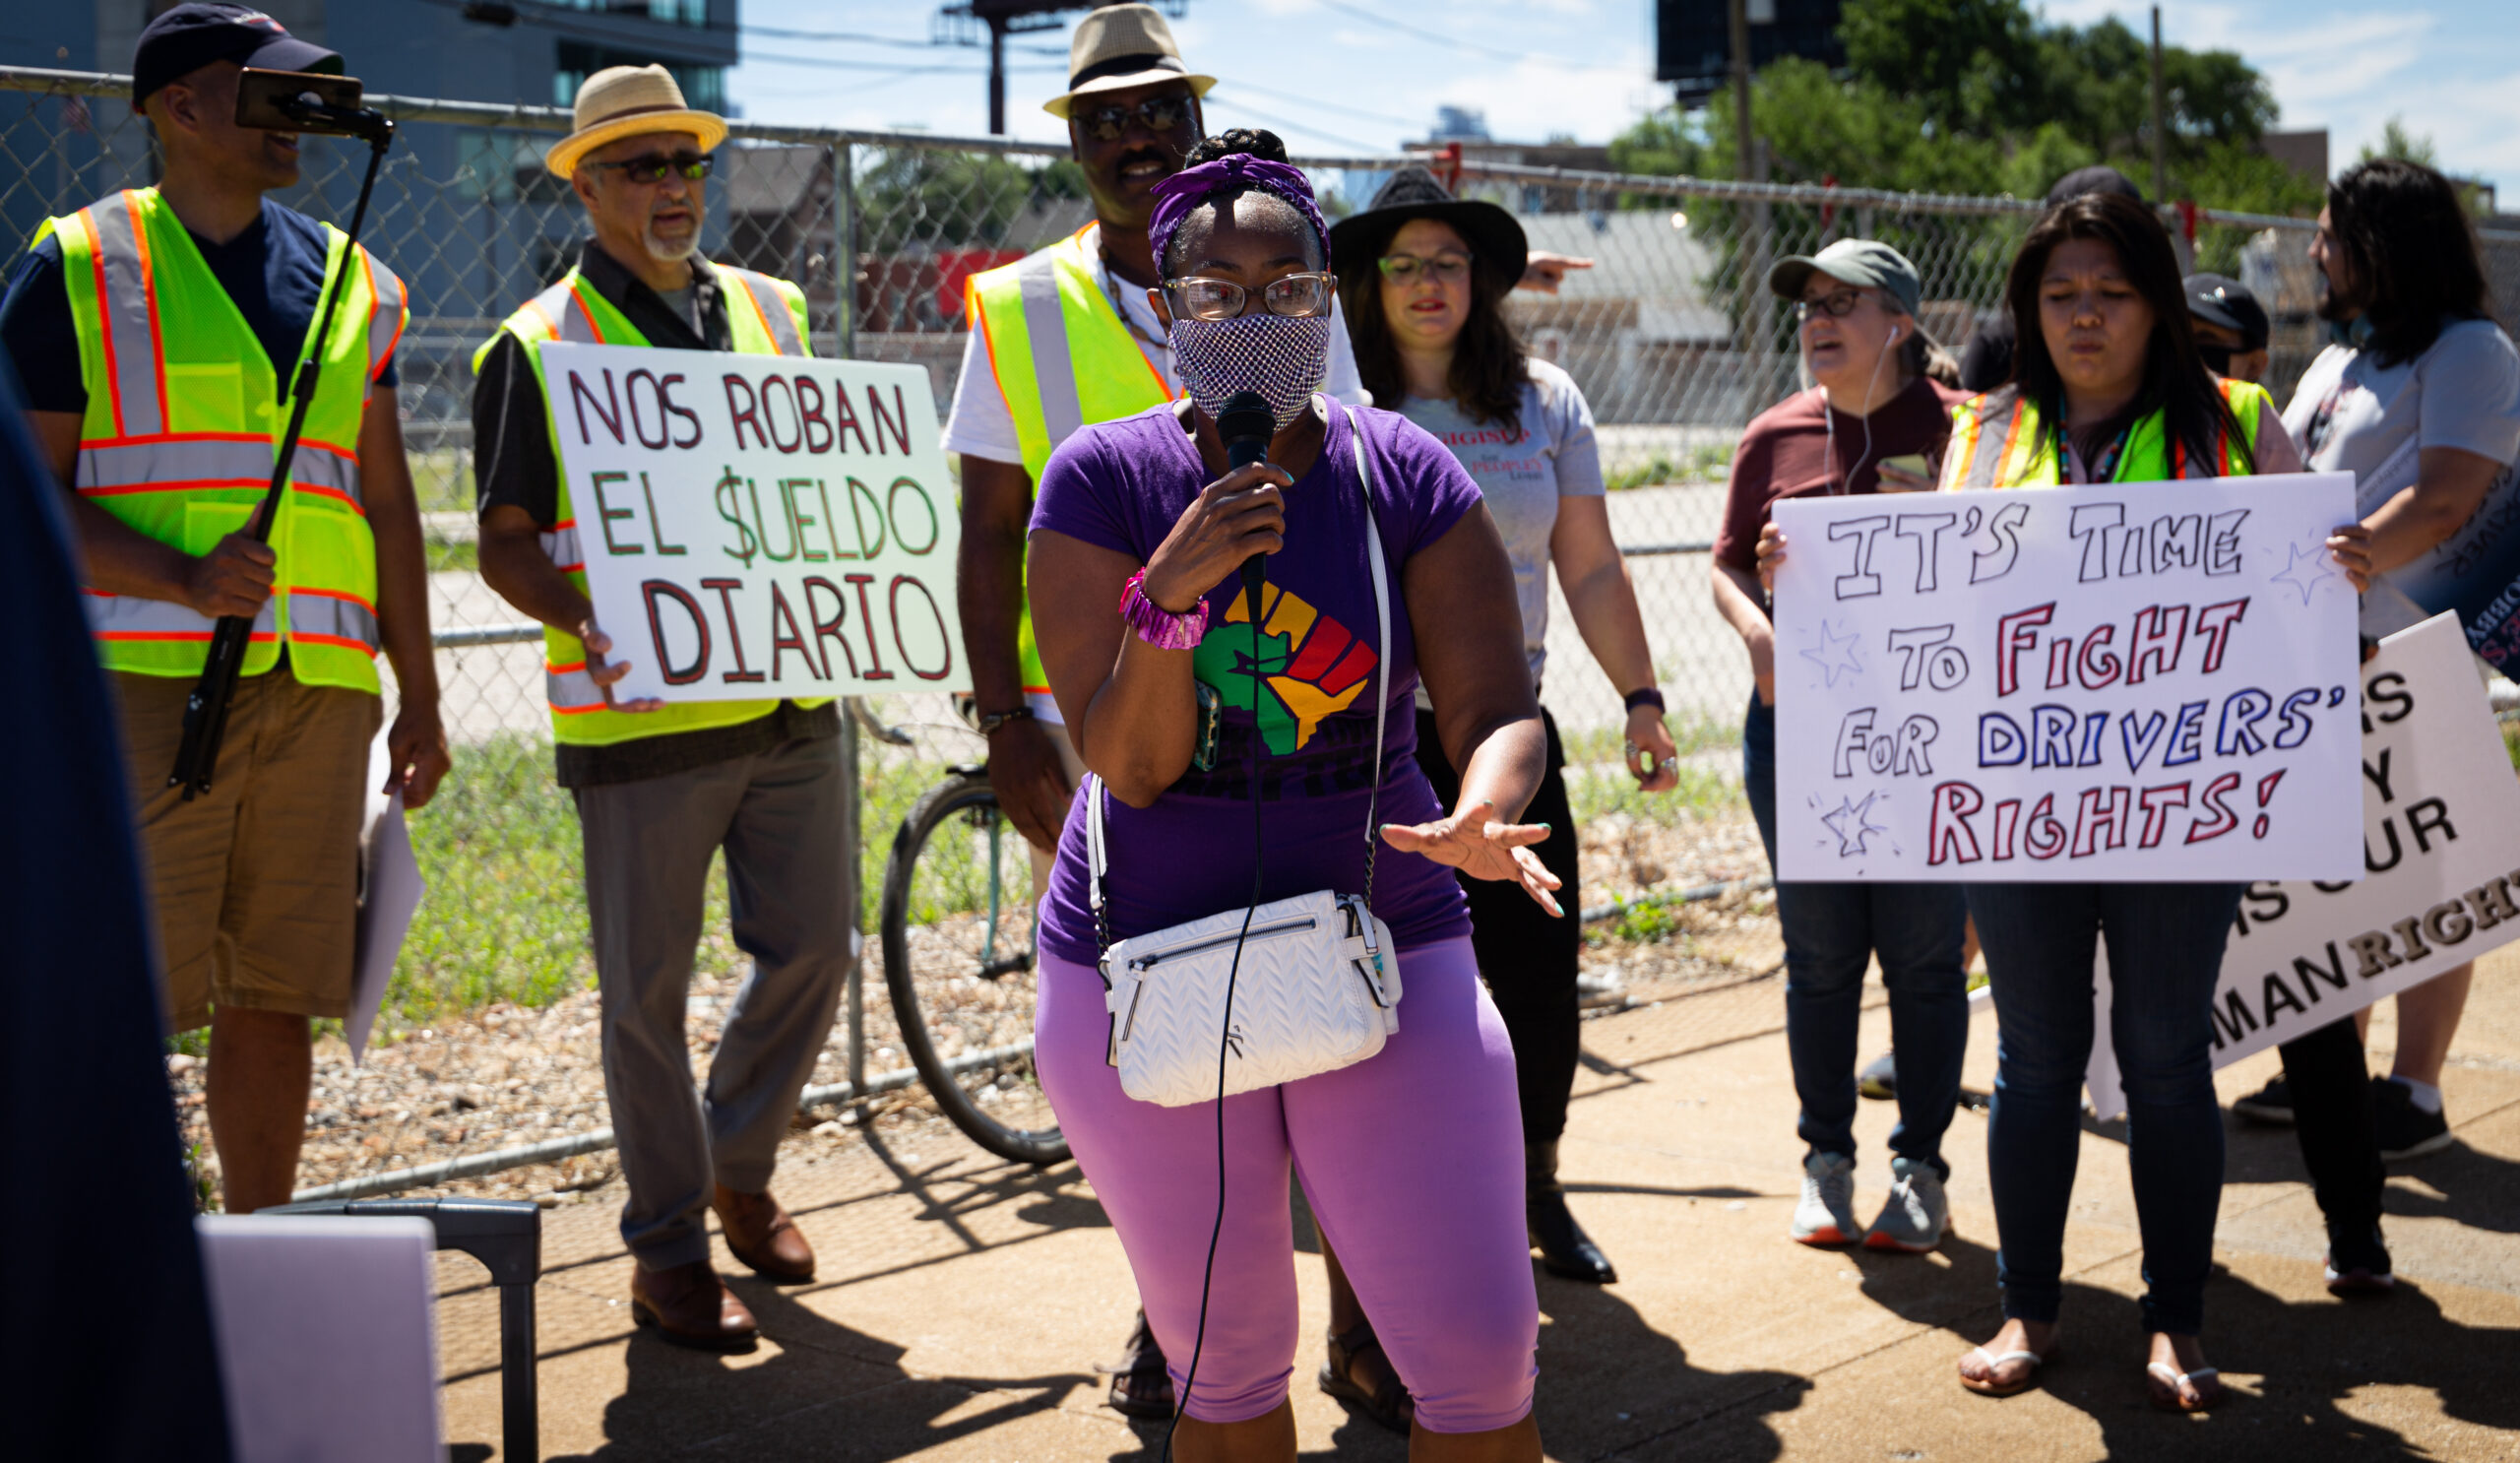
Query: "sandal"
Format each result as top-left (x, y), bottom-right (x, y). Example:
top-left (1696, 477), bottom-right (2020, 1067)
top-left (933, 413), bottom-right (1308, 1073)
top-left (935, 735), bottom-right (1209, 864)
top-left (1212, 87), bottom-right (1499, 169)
top-left (1319, 1320), bottom-right (1415, 1435)
top-left (1096, 1309), bottom-right (1174, 1421)
top-left (1958, 1341), bottom-right (2059, 1398)
top-left (2146, 1361), bottom-right (2224, 1413)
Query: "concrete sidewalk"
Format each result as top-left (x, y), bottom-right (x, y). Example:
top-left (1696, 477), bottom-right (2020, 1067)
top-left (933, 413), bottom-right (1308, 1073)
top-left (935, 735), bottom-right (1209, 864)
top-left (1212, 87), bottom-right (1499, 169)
top-left (434, 948), bottom-right (2520, 1461)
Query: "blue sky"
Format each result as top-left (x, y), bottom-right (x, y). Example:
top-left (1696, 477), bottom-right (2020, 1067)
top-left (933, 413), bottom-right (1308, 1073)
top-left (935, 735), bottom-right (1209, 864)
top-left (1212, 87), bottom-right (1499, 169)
top-left (727, 1), bottom-right (2520, 196)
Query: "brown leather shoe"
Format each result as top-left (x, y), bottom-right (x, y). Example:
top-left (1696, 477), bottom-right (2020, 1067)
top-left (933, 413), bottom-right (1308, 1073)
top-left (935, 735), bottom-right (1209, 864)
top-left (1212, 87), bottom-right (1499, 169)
top-left (714, 1182), bottom-right (816, 1283)
top-left (629, 1260), bottom-right (758, 1352)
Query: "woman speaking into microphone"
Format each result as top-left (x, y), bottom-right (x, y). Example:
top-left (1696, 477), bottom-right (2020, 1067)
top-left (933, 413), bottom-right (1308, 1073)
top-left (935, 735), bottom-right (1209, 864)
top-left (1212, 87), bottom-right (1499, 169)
top-left (1023, 130), bottom-right (1554, 1460)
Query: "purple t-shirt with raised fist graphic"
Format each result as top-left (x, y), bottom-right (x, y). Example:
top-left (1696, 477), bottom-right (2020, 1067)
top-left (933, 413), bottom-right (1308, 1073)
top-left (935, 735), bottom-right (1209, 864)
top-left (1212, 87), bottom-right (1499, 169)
top-left (1028, 401), bottom-right (1484, 965)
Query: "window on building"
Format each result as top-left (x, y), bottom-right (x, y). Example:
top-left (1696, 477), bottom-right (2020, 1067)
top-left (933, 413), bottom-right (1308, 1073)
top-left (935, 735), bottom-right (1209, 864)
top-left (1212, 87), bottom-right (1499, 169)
top-left (545, 1), bottom-right (712, 27)
top-left (554, 41), bottom-right (724, 113)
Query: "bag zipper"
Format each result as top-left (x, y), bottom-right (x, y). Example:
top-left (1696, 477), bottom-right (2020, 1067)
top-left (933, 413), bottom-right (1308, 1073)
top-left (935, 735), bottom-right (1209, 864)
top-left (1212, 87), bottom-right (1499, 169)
top-left (1129, 916), bottom-right (1318, 970)
top-left (1119, 916), bottom-right (1320, 1046)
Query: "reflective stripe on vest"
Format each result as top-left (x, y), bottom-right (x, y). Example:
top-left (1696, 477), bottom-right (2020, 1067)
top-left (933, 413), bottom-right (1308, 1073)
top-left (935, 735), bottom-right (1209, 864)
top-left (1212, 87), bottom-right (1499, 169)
top-left (80, 193), bottom-right (168, 437)
top-left (50, 189), bottom-right (397, 689)
top-left (479, 261), bottom-right (823, 742)
top-left (966, 228), bottom-right (1173, 694)
top-left (1942, 379), bottom-right (2271, 489)
top-left (969, 229), bottom-right (1172, 482)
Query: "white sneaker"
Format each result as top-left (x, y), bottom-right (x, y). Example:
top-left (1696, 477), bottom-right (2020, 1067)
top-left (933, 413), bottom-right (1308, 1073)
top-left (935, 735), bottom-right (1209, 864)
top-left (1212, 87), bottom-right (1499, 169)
top-left (1865, 1156), bottom-right (1950, 1252)
top-left (1791, 1152), bottom-right (1864, 1245)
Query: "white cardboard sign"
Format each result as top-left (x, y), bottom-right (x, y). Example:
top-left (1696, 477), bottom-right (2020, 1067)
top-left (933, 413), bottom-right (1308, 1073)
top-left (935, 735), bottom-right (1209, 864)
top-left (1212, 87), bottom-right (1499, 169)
top-left (2075, 614), bottom-right (2520, 1115)
top-left (1770, 476), bottom-right (2362, 881)
top-left (540, 343), bottom-right (967, 701)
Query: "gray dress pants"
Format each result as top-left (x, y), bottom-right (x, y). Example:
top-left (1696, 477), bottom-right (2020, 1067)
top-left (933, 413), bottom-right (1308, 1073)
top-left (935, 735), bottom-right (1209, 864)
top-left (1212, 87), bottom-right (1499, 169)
top-left (573, 734), bottom-right (849, 1271)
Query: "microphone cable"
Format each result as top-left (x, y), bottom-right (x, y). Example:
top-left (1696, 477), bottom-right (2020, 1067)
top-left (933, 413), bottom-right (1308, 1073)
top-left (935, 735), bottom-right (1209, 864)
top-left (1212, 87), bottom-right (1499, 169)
top-left (1163, 461), bottom-right (1276, 1460)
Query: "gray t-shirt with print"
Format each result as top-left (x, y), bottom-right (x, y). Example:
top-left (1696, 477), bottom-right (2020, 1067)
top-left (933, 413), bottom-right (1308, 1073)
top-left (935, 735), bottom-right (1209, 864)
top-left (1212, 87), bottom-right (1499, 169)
top-left (2283, 320), bottom-right (2520, 637)
top-left (1398, 358), bottom-right (1605, 685)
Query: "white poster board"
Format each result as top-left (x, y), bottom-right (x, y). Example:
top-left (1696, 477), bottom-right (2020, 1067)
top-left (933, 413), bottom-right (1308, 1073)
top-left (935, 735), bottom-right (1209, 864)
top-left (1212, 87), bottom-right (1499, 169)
top-left (1769, 476), bottom-right (2362, 881)
top-left (2078, 613), bottom-right (2520, 1116)
top-left (540, 344), bottom-right (966, 701)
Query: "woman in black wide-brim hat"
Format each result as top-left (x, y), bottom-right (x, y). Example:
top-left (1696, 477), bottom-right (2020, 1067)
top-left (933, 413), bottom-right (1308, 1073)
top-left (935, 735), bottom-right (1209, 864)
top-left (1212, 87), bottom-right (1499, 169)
top-left (1304, 165), bottom-right (1681, 1429)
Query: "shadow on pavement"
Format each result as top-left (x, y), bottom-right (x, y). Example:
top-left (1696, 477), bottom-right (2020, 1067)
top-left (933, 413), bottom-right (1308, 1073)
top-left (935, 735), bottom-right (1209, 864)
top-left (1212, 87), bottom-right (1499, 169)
top-left (549, 1280), bottom-right (1085, 1460)
top-left (1851, 1234), bottom-right (2520, 1459)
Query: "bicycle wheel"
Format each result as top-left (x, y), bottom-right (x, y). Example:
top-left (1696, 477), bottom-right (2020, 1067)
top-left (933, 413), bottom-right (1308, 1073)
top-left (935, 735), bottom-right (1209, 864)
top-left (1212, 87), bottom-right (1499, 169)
top-left (878, 768), bottom-right (1069, 1166)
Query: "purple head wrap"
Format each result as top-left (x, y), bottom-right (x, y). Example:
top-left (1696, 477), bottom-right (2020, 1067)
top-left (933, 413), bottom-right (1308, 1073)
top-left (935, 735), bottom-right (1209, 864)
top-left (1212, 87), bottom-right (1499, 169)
top-left (1147, 154), bottom-right (1331, 278)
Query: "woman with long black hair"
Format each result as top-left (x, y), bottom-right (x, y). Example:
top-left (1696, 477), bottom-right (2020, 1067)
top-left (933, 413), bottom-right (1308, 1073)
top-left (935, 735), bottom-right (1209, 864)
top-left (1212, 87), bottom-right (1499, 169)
top-left (1762, 191), bottom-right (2343, 1412)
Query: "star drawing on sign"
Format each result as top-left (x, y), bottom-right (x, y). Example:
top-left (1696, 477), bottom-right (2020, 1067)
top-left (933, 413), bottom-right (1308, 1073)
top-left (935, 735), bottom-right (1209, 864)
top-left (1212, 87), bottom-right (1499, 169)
top-left (1821, 792), bottom-right (1889, 858)
top-left (2267, 538), bottom-right (2337, 606)
top-left (1800, 618), bottom-right (1864, 686)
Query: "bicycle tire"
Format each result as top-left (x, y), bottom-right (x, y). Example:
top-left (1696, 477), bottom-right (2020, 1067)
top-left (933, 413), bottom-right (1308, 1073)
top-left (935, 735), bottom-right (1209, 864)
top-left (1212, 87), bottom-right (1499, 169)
top-left (878, 769), bottom-right (1070, 1166)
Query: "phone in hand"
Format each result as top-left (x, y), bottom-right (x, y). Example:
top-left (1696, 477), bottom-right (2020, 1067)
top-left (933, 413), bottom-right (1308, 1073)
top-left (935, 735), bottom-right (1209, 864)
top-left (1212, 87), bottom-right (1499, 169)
top-left (1877, 453), bottom-right (1934, 491)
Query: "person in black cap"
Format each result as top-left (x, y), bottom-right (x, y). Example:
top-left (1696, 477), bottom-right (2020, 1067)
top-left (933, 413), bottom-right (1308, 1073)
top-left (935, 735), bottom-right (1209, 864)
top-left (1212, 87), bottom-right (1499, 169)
top-left (2185, 272), bottom-right (2271, 384)
top-left (1957, 165), bottom-right (2147, 392)
top-left (0, 2), bottom-right (446, 1213)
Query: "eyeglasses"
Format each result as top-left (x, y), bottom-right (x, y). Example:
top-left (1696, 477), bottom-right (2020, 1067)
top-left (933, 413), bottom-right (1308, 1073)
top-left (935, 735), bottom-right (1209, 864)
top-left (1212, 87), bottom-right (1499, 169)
top-left (1795, 288), bottom-right (1867, 321)
top-left (585, 152), bottom-right (714, 185)
top-left (1377, 252), bottom-right (1474, 286)
top-left (1164, 273), bottom-right (1338, 321)
top-left (1078, 95), bottom-right (1190, 142)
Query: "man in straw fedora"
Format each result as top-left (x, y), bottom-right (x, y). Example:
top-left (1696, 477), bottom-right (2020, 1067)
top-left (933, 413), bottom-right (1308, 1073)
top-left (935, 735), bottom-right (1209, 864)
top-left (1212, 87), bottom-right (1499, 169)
top-left (472, 64), bottom-right (840, 1352)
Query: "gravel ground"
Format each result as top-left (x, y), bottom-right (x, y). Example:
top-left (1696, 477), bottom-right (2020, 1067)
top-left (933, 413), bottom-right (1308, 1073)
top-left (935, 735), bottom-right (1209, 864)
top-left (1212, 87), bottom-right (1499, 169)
top-left (171, 808), bottom-right (1779, 1208)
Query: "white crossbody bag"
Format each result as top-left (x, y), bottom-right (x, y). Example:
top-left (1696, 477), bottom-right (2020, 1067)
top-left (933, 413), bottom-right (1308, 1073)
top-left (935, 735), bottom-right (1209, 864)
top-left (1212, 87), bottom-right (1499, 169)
top-left (1086, 406), bottom-right (1402, 1107)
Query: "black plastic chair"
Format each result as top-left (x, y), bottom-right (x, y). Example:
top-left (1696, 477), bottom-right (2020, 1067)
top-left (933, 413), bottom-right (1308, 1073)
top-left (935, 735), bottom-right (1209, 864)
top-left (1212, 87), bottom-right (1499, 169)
top-left (270, 1196), bottom-right (540, 1462)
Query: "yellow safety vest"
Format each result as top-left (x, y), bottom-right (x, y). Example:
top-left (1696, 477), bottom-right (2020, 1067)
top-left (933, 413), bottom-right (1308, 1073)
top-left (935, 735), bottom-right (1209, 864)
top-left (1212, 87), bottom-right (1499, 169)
top-left (46, 188), bottom-right (403, 691)
top-left (1940, 377), bottom-right (2272, 489)
top-left (475, 260), bottom-right (825, 746)
top-left (965, 225), bottom-right (1173, 698)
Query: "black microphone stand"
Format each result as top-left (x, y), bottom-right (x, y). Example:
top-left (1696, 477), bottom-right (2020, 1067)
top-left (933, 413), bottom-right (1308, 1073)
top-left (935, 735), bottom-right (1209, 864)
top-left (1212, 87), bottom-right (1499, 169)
top-left (168, 98), bottom-right (395, 798)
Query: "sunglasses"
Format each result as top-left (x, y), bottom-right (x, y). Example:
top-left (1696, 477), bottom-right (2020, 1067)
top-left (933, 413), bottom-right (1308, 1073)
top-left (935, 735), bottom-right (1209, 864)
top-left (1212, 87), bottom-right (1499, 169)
top-left (1377, 252), bottom-right (1474, 286)
top-left (1795, 288), bottom-right (1868, 321)
top-left (1164, 273), bottom-right (1338, 321)
top-left (1078, 95), bottom-right (1191, 142)
top-left (586, 152), bottom-right (714, 185)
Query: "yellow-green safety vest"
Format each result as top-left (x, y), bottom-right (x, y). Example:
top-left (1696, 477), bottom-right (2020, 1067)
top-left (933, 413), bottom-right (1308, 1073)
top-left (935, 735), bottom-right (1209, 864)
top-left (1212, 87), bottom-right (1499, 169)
top-left (1940, 376), bottom-right (2273, 489)
top-left (965, 224), bottom-right (1173, 699)
top-left (474, 259), bottom-right (826, 746)
top-left (46, 188), bottom-right (403, 690)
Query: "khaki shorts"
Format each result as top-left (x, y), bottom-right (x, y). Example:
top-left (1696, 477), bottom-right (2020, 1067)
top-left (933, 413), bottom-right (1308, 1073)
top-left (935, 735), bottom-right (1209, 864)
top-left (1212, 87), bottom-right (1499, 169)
top-left (114, 668), bottom-right (380, 1031)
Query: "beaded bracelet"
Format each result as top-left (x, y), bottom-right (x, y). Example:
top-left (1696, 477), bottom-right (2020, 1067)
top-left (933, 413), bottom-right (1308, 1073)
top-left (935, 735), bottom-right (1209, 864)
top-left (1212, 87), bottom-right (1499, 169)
top-left (1119, 568), bottom-right (1209, 650)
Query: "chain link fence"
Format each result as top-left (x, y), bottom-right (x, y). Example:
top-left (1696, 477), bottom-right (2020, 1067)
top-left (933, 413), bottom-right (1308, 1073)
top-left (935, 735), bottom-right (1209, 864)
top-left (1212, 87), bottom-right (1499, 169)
top-left (7, 65), bottom-right (2518, 1200)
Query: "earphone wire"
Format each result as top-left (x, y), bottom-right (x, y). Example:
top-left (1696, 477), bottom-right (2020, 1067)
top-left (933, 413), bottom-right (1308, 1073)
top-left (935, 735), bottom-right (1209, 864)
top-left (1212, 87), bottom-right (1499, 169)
top-left (1820, 321), bottom-right (1898, 495)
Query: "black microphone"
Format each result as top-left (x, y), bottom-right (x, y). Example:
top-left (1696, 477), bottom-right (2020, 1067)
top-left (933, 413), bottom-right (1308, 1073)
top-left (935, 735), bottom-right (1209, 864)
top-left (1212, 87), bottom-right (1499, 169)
top-left (1217, 390), bottom-right (1276, 622)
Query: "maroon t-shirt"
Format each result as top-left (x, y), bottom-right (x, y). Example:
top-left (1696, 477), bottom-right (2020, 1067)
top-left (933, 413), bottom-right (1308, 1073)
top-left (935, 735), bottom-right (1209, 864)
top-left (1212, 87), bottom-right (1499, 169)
top-left (1711, 376), bottom-right (1968, 579)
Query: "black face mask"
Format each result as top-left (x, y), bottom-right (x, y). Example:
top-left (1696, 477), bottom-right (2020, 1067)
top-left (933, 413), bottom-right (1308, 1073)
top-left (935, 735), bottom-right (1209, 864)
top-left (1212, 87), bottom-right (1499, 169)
top-left (2198, 343), bottom-right (2236, 375)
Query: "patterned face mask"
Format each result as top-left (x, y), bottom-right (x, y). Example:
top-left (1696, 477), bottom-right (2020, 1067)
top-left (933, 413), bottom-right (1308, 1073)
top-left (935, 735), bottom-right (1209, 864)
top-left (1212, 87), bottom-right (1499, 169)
top-left (1170, 312), bottom-right (1331, 432)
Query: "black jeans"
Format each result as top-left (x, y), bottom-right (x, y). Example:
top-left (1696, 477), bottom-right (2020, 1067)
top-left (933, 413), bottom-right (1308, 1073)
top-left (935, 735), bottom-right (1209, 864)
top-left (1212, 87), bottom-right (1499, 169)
top-left (2279, 1017), bottom-right (2385, 1253)
top-left (1414, 705), bottom-right (1581, 1145)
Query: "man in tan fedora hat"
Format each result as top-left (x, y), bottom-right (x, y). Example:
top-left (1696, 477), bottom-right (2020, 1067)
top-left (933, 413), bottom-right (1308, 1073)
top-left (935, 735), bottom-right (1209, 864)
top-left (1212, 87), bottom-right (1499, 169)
top-left (471, 63), bottom-right (843, 1353)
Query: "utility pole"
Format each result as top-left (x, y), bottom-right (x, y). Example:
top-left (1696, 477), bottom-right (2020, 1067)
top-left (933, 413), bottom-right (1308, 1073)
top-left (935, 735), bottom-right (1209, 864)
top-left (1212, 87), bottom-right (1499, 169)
top-left (1729, 0), bottom-right (1753, 182)
top-left (938, 0), bottom-right (1189, 136)
top-left (2149, 6), bottom-right (2168, 202)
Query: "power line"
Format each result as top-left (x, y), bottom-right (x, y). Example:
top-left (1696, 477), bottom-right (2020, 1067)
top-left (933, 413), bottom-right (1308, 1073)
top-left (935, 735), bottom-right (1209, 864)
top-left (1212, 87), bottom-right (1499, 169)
top-left (1210, 74), bottom-right (1422, 132)
top-left (1197, 95), bottom-right (1379, 154)
top-left (1312, 0), bottom-right (1596, 69)
top-left (739, 24), bottom-right (1066, 56)
top-left (738, 48), bottom-right (1062, 76)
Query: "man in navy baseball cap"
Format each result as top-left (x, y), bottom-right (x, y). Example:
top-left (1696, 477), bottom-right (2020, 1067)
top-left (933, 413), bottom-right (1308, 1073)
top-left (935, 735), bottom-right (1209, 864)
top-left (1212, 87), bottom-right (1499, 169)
top-left (132, 4), bottom-right (341, 109)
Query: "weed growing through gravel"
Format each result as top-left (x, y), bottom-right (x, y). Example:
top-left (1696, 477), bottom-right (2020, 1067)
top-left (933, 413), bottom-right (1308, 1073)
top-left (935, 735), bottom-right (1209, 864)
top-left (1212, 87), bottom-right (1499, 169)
top-left (371, 731), bottom-right (944, 1034)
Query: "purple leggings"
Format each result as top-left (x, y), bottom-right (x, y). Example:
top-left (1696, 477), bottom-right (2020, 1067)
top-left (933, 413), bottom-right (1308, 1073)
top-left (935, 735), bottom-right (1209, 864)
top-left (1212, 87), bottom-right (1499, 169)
top-left (1036, 935), bottom-right (1538, 1432)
